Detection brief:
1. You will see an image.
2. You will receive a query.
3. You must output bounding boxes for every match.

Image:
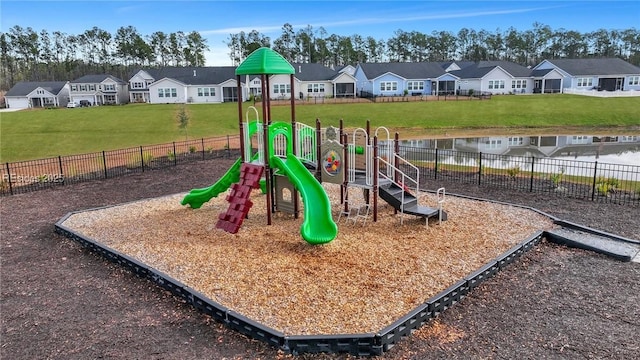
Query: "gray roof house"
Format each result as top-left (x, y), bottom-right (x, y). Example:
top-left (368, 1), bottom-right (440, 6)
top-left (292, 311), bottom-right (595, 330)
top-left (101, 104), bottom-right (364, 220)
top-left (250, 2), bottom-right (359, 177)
top-left (532, 58), bottom-right (640, 95)
top-left (129, 67), bottom-right (241, 103)
top-left (265, 63), bottom-right (357, 100)
top-left (448, 61), bottom-right (536, 95)
top-left (69, 74), bottom-right (129, 105)
top-left (354, 62), bottom-right (455, 96)
top-left (5, 81), bottom-right (70, 109)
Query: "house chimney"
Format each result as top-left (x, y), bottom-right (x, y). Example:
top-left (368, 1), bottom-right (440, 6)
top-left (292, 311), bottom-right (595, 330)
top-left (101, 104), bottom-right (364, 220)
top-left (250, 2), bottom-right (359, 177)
top-left (298, 65), bottom-right (302, 73)
top-left (193, 70), bottom-right (197, 76)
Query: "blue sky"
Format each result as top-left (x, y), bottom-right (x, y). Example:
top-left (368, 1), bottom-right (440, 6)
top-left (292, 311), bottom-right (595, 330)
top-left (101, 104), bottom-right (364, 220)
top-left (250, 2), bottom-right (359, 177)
top-left (2, 0), bottom-right (638, 65)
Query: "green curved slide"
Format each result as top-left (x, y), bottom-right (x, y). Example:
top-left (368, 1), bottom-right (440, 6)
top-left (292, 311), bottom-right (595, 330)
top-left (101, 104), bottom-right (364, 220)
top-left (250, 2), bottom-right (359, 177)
top-left (181, 157), bottom-right (243, 209)
top-left (270, 153), bottom-right (338, 244)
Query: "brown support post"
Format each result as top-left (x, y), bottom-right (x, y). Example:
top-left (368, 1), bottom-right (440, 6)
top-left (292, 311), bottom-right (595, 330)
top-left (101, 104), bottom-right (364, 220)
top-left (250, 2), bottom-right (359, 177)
top-left (373, 136), bottom-right (379, 222)
top-left (315, 119), bottom-right (322, 181)
top-left (366, 119), bottom-right (371, 145)
top-left (393, 132), bottom-right (400, 215)
top-left (342, 133), bottom-right (349, 214)
top-left (237, 75), bottom-right (244, 163)
top-left (291, 74), bottom-right (299, 219)
top-left (261, 74), bottom-right (272, 225)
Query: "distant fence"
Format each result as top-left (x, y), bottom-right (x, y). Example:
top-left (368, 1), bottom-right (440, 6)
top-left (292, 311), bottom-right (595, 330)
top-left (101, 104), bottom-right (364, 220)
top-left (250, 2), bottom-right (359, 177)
top-left (0, 135), bottom-right (239, 196)
top-left (2, 139), bottom-right (638, 206)
top-left (398, 146), bottom-right (640, 206)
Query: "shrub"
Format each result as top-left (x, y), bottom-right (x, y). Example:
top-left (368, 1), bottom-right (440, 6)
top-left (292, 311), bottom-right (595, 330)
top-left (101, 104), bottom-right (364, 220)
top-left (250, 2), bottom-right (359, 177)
top-left (595, 176), bottom-right (619, 196)
top-left (549, 168), bottom-right (564, 188)
top-left (507, 166), bottom-right (521, 180)
top-left (188, 145), bottom-right (197, 154)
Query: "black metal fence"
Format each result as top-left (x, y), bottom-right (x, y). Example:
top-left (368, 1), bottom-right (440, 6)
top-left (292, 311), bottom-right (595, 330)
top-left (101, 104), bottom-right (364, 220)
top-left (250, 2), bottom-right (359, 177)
top-left (0, 135), bottom-right (239, 196)
top-left (399, 146), bottom-right (640, 206)
top-left (2, 140), bottom-right (639, 207)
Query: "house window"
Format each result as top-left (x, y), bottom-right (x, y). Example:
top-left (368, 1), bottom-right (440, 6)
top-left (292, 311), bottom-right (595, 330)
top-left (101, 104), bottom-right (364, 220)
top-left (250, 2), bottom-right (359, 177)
top-left (407, 81), bottom-right (424, 91)
top-left (103, 95), bottom-right (116, 104)
top-left (104, 84), bottom-right (116, 91)
top-left (158, 88), bottom-right (177, 98)
top-left (79, 85), bottom-right (87, 91)
top-left (488, 80), bottom-right (505, 90)
top-left (484, 139), bottom-right (502, 149)
top-left (252, 80), bottom-right (260, 85)
top-left (577, 78), bottom-right (593, 87)
top-left (621, 135), bottom-right (638, 142)
top-left (273, 84), bottom-right (290, 94)
top-left (629, 76), bottom-right (640, 86)
top-left (307, 83), bottom-right (325, 94)
top-left (36, 89), bottom-right (45, 95)
top-left (572, 136), bottom-right (589, 144)
top-left (511, 80), bottom-right (526, 89)
top-left (131, 82), bottom-right (145, 89)
top-left (70, 85), bottom-right (77, 91)
top-left (380, 81), bottom-right (397, 92)
top-left (508, 137), bottom-right (524, 146)
top-left (197, 87), bottom-right (215, 97)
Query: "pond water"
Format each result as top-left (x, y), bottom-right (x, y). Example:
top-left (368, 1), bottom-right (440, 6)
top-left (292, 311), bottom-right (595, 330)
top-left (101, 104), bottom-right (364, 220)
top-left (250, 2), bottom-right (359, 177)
top-left (394, 134), bottom-right (640, 166)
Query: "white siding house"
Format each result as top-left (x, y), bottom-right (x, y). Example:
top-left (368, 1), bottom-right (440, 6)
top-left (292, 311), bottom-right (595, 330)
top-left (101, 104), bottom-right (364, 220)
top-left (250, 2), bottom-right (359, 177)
top-left (5, 81), bottom-right (70, 109)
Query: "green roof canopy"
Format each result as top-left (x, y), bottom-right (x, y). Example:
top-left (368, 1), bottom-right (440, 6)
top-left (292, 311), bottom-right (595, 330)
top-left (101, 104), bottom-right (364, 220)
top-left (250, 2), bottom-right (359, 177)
top-left (235, 47), bottom-right (295, 75)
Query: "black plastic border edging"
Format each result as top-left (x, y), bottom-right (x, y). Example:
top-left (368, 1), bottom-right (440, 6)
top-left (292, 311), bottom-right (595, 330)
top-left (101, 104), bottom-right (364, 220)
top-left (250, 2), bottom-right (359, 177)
top-left (54, 207), bottom-right (545, 356)
top-left (552, 219), bottom-right (640, 245)
top-left (54, 217), bottom-right (286, 350)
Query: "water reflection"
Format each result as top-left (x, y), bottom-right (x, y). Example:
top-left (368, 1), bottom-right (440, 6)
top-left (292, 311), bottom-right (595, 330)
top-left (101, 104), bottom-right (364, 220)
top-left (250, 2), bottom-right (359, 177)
top-left (397, 135), bottom-right (640, 166)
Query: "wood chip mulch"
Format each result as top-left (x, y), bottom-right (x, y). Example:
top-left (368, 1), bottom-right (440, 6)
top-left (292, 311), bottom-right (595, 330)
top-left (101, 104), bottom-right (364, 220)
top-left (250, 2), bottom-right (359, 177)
top-left (62, 183), bottom-right (554, 335)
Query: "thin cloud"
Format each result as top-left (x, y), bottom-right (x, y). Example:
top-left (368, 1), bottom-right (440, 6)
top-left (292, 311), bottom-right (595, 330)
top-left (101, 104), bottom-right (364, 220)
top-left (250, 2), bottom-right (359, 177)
top-left (199, 5), bottom-right (564, 36)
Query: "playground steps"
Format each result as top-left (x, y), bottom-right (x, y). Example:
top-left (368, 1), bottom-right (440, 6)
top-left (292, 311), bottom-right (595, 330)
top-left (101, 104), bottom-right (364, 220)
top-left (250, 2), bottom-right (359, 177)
top-left (378, 183), bottom-right (447, 221)
top-left (215, 163), bottom-right (264, 234)
top-left (546, 224), bottom-right (640, 262)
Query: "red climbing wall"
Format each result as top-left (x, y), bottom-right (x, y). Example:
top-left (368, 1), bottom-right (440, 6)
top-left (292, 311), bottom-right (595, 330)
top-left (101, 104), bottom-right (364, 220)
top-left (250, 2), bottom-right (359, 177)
top-left (215, 163), bottom-right (264, 234)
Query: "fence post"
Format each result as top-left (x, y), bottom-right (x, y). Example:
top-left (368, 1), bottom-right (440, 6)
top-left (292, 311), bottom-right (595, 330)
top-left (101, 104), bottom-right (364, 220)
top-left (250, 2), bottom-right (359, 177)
top-left (201, 138), bottom-right (205, 160)
top-left (529, 156), bottom-right (535, 192)
top-left (434, 148), bottom-right (439, 180)
top-left (58, 156), bottom-right (64, 185)
top-left (140, 146), bottom-right (144, 172)
top-left (172, 142), bottom-right (177, 166)
top-left (478, 152), bottom-right (482, 185)
top-left (591, 161), bottom-right (598, 201)
top-left (5, 162), bottom-right (13, 195)
top-left (102, 151), bottom-right (108, 179)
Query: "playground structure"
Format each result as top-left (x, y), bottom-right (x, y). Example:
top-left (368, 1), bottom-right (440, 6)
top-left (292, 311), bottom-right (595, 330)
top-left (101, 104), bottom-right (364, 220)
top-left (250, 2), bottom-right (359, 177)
top-left (181, 47), bottom-right (447, 244)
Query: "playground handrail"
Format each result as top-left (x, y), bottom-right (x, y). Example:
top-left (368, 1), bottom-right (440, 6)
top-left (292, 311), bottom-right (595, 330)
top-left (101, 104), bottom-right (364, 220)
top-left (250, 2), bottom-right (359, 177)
top-left (377, 156), bottom-right (419, 224)
top-left (392, 153), bottom-right (420, 193)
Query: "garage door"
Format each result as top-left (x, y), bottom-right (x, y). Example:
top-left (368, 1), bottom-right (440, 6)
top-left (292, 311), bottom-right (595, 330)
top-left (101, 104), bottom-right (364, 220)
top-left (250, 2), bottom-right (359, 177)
top-left (6, 97), bottom-right (30, 109)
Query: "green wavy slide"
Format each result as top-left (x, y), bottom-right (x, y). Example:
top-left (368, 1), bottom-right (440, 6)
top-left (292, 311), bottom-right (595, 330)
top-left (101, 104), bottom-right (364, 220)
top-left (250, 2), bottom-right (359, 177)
top-left (180, 157), bottom-right (243, 209)
top-left (270, 153), bottom-right (338, 244)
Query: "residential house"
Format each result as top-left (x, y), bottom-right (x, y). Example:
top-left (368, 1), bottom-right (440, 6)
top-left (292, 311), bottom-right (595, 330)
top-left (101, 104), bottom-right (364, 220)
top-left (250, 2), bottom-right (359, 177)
top-left (5, 81), bottom-right (69, 109)
top-left (69, 75), bottom-right (129, 105)
top-left (449, 61), bottom-right (535, 95)
top-left (354, 62), bottom-right (451, 97)
top-left (532, 58), bottom-right (640, 94)
top-left (129, 67), bottom-right (241, 104)
top-left (248, 63), bottom-right (357, 100)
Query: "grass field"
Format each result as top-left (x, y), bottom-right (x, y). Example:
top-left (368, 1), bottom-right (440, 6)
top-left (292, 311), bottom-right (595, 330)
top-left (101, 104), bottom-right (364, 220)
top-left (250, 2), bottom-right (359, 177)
top-left (1, 94), bottom-right (639, 163)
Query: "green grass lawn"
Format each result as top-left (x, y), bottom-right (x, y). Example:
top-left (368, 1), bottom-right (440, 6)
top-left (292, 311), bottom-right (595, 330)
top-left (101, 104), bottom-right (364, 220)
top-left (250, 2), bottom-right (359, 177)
top-left (1, 95), bottom-right (639, 163)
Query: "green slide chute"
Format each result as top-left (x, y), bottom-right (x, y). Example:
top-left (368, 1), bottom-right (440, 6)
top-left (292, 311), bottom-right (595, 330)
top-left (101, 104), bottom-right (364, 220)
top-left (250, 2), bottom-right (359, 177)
top-left (181, 121), bottom-right (262, 209)
top-left (270, 153), bottom-right (338, 244)
top-left (181, 157), bottom-right (243, 209)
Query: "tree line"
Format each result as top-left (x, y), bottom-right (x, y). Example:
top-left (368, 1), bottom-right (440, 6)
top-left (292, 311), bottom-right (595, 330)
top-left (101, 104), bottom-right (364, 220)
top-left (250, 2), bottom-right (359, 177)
top-left (0, 25), bottom-right (209, 91)
top-left (227, 22), bottom-right (639, 67)
top-left (1, 22), bottom-right (638, 92)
